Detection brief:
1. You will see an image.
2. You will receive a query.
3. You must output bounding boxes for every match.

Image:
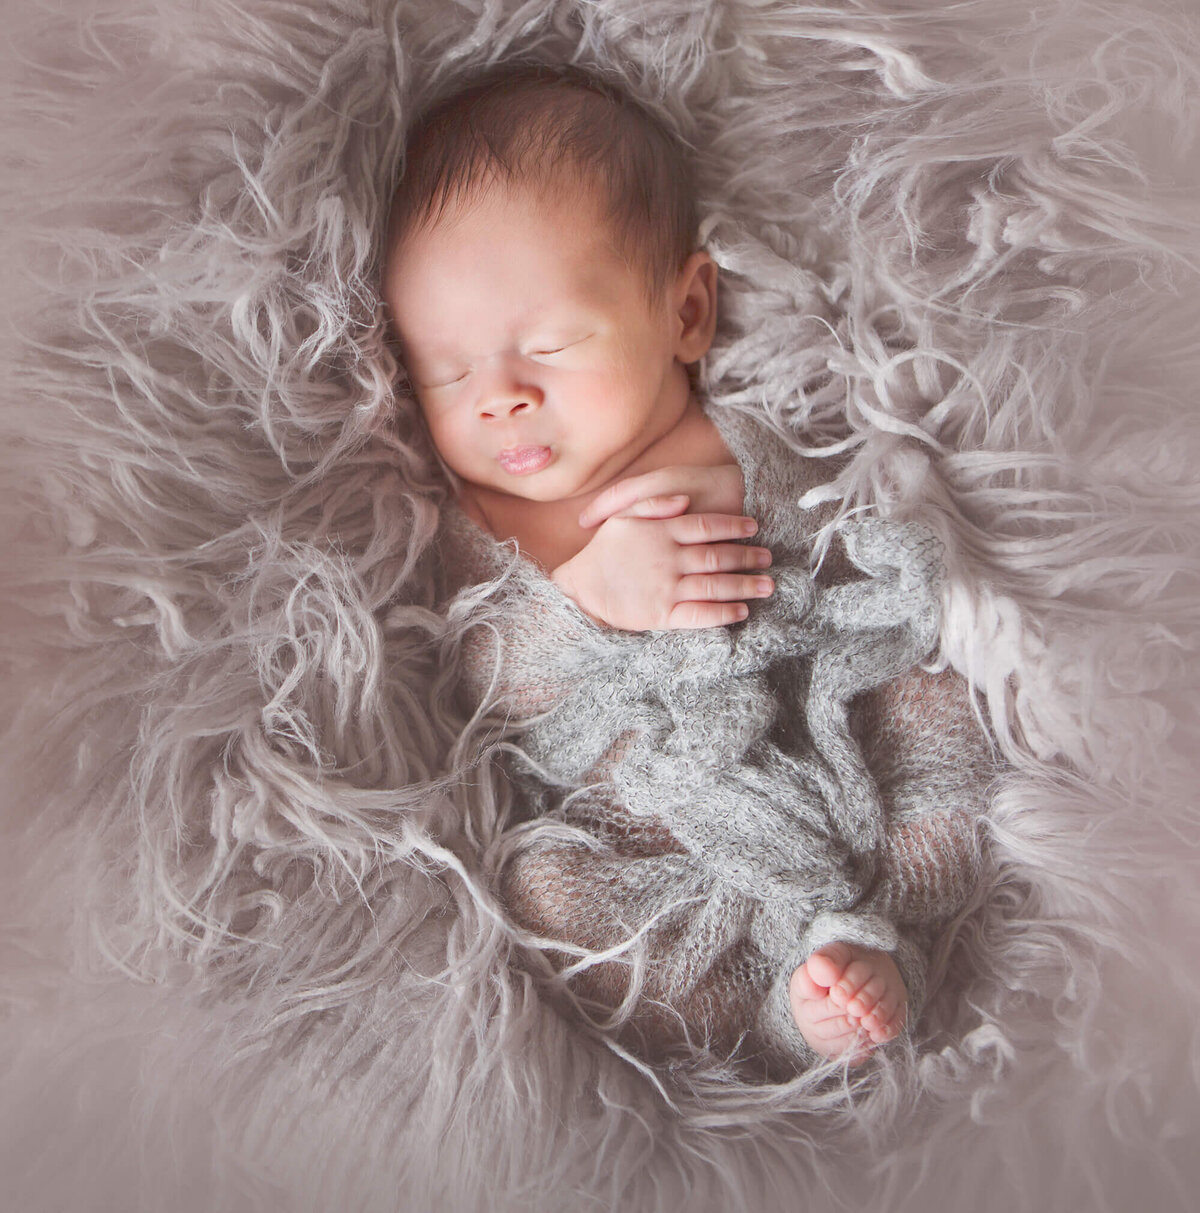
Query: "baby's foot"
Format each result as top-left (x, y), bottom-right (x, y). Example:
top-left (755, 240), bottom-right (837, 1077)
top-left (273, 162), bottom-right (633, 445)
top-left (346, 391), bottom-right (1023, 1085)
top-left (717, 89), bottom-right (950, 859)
top-left (788, 941), bottom-right (907, 1065)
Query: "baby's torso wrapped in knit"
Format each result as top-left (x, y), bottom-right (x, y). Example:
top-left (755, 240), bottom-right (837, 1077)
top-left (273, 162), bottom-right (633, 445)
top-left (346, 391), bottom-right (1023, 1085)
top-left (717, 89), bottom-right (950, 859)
top-left (438, 406), bottom-right (992, 1071)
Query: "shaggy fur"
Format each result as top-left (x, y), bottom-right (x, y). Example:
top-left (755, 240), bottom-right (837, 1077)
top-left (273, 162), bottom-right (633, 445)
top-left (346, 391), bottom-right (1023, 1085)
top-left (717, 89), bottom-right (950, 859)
top-left (1, 1), bottom-right (1198, 1210)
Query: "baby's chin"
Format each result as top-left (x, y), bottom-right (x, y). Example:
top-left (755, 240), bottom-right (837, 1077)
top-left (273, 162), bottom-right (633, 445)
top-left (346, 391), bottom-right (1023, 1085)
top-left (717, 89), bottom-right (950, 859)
top-left (457, 477), bottom-right (580, 515)
top-left (468, 468), bottom-right (607, 507)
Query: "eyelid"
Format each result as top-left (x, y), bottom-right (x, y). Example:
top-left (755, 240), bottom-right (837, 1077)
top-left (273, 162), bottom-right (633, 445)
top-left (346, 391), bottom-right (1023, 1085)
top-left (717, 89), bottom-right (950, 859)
top-left (531, 334), bottom-right (591, 356)
top-left (416, 370), bottom-right (468, 389)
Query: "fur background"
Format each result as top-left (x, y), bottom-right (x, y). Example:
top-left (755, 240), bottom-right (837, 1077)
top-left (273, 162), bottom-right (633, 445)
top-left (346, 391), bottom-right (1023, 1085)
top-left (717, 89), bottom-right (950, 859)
top-left (2, 0), bottom-right (1198, 1210)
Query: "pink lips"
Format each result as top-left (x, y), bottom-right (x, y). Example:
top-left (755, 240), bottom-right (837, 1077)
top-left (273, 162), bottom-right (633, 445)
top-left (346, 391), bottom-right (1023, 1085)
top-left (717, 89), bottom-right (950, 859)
top-left (497, 444), bottom-right (552, 475)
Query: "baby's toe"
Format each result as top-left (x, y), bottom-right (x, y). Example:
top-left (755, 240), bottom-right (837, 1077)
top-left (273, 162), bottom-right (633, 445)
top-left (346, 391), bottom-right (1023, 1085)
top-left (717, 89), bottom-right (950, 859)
top-left (863, 991), bottom-right (906, 1041)
top-left (866, 1013), bottom-right (902, 1044)
top-left (804, 943), bottom-right (854, 994)
top-left (843, 966), bottom-right (890, 1017)
top-left (788, 962), bottom-right (827, 1006)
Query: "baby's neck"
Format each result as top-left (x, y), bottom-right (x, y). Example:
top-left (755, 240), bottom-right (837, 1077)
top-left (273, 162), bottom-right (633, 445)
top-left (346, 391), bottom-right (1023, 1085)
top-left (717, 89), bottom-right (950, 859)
top-left (461, 397), bottom-right (735, 572)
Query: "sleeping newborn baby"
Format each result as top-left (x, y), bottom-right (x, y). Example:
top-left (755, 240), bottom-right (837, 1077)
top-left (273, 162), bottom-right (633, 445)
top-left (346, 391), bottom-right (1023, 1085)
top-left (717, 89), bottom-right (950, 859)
top-left (383, 64), bottom-right (992, 1072)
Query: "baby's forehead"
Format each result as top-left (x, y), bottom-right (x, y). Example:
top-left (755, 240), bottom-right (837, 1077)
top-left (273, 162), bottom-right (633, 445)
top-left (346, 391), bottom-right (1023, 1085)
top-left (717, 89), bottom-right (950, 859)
top-left (393, 169), bottom-right (636, 272)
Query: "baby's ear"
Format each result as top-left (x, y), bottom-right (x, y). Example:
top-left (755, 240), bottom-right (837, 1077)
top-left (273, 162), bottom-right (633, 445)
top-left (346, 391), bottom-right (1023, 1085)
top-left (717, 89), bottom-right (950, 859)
top-left (672, 251), bottom-right (718, 364)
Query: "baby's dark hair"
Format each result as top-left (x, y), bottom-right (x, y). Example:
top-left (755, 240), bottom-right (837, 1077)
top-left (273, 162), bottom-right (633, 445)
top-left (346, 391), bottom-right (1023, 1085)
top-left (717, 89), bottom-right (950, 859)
top-left (388, 63), bottom-right (697, 294)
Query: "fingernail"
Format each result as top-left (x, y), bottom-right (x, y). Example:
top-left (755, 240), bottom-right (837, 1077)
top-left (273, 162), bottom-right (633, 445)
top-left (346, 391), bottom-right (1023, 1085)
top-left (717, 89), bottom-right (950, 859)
top-left (755, 549), bottom-right (772, 568)
top-left (756, 578), bottom-right (774, 595)
top-left (742, 518), bottom-right (758, 535)
top-left (735, 604), bottom-right (749, 621)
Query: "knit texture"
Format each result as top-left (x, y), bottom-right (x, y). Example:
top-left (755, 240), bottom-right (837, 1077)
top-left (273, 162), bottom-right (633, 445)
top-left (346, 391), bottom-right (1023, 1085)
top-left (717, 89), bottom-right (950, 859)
top-left (441, 406), bottom-right (991, 1070)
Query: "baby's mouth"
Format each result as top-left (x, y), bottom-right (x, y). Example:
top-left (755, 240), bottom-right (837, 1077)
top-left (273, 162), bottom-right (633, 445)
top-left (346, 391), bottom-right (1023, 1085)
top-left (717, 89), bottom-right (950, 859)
top-left (497, 445), bottom-right (552, 475)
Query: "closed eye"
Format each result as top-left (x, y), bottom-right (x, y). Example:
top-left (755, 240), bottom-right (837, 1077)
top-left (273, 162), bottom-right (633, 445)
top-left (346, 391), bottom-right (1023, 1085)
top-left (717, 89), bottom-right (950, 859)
top-left (531, 334), bottom-right (591, 357)
top-left (417, 370), bottom-right (468, 389)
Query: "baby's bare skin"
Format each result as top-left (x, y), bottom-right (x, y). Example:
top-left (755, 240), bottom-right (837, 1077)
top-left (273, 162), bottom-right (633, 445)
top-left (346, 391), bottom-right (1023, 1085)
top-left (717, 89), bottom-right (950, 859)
top-left (789, 942), bottom-right (907, 1064)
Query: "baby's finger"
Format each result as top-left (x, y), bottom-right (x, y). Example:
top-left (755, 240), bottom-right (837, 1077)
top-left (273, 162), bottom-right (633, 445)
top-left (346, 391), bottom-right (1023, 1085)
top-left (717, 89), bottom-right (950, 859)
top-left (579, 471), bottom-right (699, 527)
top-left (610, 493), bottom-right (691, 521)
top-left (675, 573), bottom-right (774, 603)
top-left (677, 543), bottom-right (772, 575)
top-left (665, 601), bottom-right (752, 629)
top-left (667, 513), bottom-right (760, 544)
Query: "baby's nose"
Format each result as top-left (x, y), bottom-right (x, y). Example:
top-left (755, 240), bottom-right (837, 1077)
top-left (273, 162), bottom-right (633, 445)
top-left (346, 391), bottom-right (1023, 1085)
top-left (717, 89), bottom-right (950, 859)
top-left (477, 374), bottom-right (544, 420)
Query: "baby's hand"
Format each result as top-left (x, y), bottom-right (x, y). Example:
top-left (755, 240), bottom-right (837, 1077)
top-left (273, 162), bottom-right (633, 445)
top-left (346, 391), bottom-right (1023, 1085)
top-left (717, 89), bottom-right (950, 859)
top-left (551, 512), bottom-right (773, 631)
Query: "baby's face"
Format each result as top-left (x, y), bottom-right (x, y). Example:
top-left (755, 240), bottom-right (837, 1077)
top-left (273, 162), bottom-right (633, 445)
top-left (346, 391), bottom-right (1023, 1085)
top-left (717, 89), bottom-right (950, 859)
top-left (384, 179), bottom-right (697, 506)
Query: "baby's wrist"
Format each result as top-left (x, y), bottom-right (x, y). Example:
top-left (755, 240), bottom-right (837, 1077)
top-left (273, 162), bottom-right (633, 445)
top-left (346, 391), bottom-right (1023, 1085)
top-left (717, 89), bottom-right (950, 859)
top-left (549, 560), bottom-right (577, 600)
top-left (550, 563), bottom-right (609, 626)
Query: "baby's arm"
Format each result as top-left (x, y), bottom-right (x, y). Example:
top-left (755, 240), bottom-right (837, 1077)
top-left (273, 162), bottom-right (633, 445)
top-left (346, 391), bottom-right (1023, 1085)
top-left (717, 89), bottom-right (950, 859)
top-left (551, 465), bottom-right (775, 631)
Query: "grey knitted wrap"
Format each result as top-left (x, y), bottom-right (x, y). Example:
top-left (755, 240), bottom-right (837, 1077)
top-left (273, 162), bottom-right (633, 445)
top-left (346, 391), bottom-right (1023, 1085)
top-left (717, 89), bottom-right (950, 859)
top-left (513, 518), bottom-right (945, 921)
top-left (436, 407), bottom-right (988, 1069)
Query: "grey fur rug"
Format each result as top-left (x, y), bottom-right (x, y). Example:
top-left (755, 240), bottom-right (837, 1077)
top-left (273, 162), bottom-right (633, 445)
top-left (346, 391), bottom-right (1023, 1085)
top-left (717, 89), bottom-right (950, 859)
top-left (2, 1), bottom-right (1198, 1210)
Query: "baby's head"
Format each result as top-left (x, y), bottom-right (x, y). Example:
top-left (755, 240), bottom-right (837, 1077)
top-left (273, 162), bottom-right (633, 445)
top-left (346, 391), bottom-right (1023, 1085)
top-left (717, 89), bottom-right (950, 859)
top-left (383, 64), bottom-right (717, 508)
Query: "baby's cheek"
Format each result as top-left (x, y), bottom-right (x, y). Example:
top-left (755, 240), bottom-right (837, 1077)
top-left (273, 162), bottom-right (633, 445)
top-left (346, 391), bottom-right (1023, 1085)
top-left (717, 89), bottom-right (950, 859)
top-left (427, 416), bottom-right (474, 472)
